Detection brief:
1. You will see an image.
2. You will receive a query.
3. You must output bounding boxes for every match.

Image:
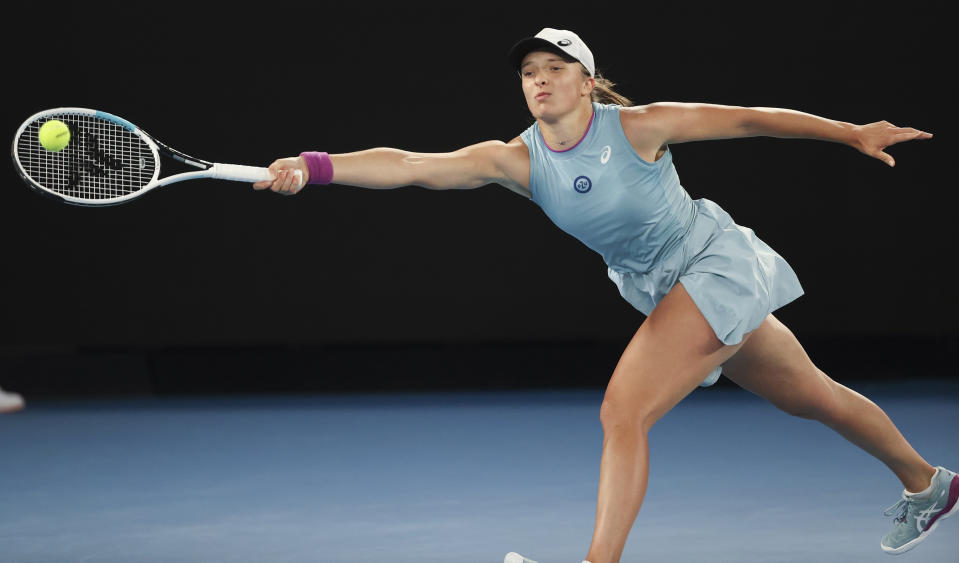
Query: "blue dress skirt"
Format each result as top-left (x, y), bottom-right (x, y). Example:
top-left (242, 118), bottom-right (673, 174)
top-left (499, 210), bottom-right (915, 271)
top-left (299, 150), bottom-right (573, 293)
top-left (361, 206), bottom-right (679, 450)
top-left (606, 197), bottom-right (804, 386)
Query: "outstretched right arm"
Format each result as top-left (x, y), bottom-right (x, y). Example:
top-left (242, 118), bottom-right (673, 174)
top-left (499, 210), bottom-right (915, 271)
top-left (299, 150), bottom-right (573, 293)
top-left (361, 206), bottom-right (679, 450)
top-left (253, 140), bottom-right (530, 196)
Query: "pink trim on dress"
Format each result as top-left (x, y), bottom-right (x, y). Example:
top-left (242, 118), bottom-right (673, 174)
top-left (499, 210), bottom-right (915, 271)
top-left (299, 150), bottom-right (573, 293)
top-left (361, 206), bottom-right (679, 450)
top-left (540, 110), bottom-right (595, 153)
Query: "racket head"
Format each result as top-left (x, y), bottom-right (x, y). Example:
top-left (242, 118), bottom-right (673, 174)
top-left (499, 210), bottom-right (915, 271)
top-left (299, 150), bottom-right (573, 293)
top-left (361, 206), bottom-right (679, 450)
top-left (12, 108), bottom-right (161, 206)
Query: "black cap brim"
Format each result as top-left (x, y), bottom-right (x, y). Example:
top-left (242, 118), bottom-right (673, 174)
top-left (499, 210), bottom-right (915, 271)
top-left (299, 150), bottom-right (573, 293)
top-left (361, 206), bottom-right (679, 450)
top-left (507, 37), bottom-right (576, 74)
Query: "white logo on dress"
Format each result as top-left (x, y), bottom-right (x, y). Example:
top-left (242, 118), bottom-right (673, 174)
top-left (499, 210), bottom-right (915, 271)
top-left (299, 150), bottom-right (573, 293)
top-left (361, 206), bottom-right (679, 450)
top-left (600, 145), bottom-right (611, 164)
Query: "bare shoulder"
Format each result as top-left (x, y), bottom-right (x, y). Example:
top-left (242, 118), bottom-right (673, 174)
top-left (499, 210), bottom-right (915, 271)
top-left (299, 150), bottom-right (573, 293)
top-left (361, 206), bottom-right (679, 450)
top-left (449, 138), bottom-right (530, 198)
top-left (489, 136), bottom-right (531, 199)
top-left (620, 101), bottom-right (691, 125)
top-left (619, 103), bottom-right (671, 163)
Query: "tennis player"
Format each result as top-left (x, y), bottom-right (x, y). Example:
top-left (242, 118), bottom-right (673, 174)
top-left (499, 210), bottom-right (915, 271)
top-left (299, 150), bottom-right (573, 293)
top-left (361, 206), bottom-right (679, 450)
top-left (253, 28), bottom-right (954, 563)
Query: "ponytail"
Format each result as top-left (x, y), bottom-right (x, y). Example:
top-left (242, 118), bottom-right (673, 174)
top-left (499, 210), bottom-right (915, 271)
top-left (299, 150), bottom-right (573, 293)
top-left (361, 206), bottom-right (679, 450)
top-left (582, 66), bottom-right (633, 107)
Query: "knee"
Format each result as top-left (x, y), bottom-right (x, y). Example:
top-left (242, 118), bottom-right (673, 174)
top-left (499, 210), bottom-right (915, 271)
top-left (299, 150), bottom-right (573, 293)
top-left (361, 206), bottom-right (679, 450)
top-left (778, 371), bottom-right (840, 421)
top-left (599, 396), bottom-right (656, 434)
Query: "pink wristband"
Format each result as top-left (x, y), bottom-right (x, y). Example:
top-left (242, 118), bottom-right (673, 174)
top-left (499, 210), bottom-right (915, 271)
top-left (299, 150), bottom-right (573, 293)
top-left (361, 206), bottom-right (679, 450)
top-left (299, 151), bottom-right (334, 185)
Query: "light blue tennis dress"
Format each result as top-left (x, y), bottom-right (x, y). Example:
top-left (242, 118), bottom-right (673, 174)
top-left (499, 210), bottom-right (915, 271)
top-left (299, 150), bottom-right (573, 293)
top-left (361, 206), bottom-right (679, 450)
top-left (519, 102), bottom-right (804, 386)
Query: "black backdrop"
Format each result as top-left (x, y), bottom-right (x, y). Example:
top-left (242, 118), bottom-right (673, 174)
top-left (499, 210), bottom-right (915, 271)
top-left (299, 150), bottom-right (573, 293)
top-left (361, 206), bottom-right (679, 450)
top-left (2, 2), bottom-right (955, 395)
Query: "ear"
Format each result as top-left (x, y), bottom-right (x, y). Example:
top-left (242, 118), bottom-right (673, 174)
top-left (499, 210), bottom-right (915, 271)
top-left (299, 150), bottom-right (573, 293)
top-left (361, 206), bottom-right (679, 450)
top-left (582, 76), bottom-right (595, 97)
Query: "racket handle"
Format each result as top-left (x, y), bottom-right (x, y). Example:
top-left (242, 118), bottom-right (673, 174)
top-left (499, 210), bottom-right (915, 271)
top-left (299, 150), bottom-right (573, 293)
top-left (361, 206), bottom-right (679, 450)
top-left (210, 163), bottom-right (275, 183)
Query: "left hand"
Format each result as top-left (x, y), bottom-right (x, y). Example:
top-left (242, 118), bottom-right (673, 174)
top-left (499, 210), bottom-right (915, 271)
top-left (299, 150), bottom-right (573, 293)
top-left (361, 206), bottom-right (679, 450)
top-left (853, 121), bottom-right (932, 167)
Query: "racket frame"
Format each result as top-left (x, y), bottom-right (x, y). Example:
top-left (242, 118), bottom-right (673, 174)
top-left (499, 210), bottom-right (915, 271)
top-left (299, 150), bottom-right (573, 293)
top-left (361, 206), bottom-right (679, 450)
top-left (12, 107), bottom-right (273, 206)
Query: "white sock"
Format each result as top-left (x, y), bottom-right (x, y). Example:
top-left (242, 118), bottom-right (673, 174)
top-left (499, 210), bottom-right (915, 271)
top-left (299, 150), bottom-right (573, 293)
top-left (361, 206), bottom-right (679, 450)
top-left (904, 467), bottom-right (940, 498)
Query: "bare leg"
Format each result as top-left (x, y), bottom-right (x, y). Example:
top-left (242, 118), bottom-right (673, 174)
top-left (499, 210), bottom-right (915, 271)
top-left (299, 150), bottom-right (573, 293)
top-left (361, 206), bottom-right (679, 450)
top-left (721, 314), bottom-right (936, 493)
top-left (822, 381), bottom-right (935, 492)
top-left (587, 427), bottom-right (650, 563)
top-left (585, 282), bottom-right (750, 563)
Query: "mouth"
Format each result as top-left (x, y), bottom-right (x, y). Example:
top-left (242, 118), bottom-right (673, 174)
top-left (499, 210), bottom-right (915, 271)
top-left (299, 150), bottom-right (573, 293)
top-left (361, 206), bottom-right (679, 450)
top-left (535, 92), bottom-right (551, 101)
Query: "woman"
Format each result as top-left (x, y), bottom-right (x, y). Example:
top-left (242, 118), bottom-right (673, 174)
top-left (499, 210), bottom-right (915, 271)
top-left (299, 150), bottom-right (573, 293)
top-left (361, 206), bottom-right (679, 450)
top-left (253, 28), bottom-right (955, 563)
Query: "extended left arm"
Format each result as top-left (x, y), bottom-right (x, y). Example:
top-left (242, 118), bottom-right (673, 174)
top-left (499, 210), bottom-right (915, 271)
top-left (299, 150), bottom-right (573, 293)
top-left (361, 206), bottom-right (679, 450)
top-left (633, 102), bottom-right (933, 167)
top-left (743, 106), bottom-right (857, 143)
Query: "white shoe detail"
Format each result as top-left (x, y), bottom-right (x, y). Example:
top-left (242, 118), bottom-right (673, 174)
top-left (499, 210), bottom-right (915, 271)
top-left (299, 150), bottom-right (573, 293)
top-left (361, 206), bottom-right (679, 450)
top-left (916, 506), bottom-right (939, 533)
top-left (504, 551), bottom-right (589, 563)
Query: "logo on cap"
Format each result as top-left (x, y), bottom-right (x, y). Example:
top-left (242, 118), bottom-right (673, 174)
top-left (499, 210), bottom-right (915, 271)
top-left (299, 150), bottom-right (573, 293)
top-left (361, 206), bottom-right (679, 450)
top-left (557, 39), bottom-right (572, 46)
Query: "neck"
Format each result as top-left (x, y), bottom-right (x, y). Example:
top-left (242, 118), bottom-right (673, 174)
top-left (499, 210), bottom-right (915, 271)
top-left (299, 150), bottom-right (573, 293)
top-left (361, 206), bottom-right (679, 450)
top-left (539, 101), bottom-right (594, 151)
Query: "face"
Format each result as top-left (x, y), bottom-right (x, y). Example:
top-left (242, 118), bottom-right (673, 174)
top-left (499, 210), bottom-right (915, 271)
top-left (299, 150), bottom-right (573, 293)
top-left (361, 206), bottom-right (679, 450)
top-left (519, 50), bottom-right (594, 121)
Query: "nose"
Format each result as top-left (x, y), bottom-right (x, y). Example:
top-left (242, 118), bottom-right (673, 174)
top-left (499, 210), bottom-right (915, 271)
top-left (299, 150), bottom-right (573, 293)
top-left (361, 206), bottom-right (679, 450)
top-left (523, 67), bottom-right (548, 85)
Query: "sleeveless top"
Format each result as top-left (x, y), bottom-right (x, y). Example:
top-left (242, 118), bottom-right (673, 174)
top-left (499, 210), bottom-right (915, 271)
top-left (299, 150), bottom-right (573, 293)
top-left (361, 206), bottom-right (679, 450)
top-left (518, 101), bottom-right (805, 356)
top-left (520, 102), bottom-right (696, 275)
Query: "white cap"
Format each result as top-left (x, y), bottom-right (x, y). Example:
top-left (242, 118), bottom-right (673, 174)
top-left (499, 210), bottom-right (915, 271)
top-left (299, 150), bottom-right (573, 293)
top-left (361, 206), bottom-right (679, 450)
top-left (508, 28), bottom-right (595, 77)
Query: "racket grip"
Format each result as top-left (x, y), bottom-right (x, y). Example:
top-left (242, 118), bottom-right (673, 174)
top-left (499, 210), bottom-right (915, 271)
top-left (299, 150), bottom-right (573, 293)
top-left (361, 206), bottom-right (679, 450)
top-left (210, 163), bottom-right (275, 183)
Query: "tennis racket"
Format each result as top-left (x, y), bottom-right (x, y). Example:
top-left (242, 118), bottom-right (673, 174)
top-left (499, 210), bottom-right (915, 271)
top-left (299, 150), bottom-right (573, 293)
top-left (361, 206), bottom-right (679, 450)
top-left (11, 107), bottom-right (290, 206)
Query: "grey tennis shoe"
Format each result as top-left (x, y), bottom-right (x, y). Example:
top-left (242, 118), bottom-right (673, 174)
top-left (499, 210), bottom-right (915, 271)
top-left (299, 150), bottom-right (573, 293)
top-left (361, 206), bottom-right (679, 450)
top-left (505, 468), bottom-right (959, 560)
top-left (881, 466), bottom-right (959, 554)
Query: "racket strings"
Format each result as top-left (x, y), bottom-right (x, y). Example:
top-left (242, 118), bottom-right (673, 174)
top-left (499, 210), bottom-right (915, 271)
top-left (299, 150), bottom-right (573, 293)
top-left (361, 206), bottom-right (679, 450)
top-left (16, 112), bottom-right (156, 201)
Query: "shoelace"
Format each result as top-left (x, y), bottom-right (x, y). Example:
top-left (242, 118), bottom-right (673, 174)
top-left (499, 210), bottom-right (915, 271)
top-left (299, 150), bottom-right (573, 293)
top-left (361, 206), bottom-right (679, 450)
top-left (884, 496), bottom-right (913, 523)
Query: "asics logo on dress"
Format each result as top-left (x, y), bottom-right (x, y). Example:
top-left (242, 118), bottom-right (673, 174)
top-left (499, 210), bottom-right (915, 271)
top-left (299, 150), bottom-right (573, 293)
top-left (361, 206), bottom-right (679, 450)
top-left (600, 145), bottom-right (611, 164)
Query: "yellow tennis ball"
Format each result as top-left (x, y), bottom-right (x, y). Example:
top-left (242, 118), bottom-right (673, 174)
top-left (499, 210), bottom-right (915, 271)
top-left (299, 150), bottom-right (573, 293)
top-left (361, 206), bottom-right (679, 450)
top-left (38, 120), bottom-right (71, 152)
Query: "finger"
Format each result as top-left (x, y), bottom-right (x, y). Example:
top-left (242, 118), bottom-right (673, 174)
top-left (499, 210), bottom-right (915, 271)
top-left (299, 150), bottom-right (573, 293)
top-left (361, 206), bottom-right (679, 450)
top-left (279, 169), bottom-right (295, 195)
top-left (887, 131), bottom-right (932, 147)
top-left (254, 163), bottom-right (278, 190)
top-left (277, 169), bottom-right (300, 194)
top-left (291, 169), bottom-right (303, 193)
top-left (278, 170), bottom-right (293, 193)
top-left (895, 130), bottom-right (930, 139)
top-left (878, 151), bottom-right (895, 167)
top-left (270, 170), bottom-right (287, 193)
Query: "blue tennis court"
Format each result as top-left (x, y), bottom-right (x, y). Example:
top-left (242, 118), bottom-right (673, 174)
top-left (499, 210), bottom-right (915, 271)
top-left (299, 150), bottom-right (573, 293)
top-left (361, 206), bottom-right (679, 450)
top-left (2, 379), bottom-right (956, 562)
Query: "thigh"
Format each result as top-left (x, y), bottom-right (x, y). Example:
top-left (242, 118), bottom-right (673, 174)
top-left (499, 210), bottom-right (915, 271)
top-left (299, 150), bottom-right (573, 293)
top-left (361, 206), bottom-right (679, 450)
top-left (721, 313), bottom-right (836, 416)
top-left (603, 281), bottom-right (750, 429)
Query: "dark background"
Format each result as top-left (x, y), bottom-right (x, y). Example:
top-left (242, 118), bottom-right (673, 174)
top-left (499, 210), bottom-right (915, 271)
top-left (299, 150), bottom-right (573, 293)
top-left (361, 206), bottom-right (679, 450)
top-left (2, 1), bottom-right (954, 396)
